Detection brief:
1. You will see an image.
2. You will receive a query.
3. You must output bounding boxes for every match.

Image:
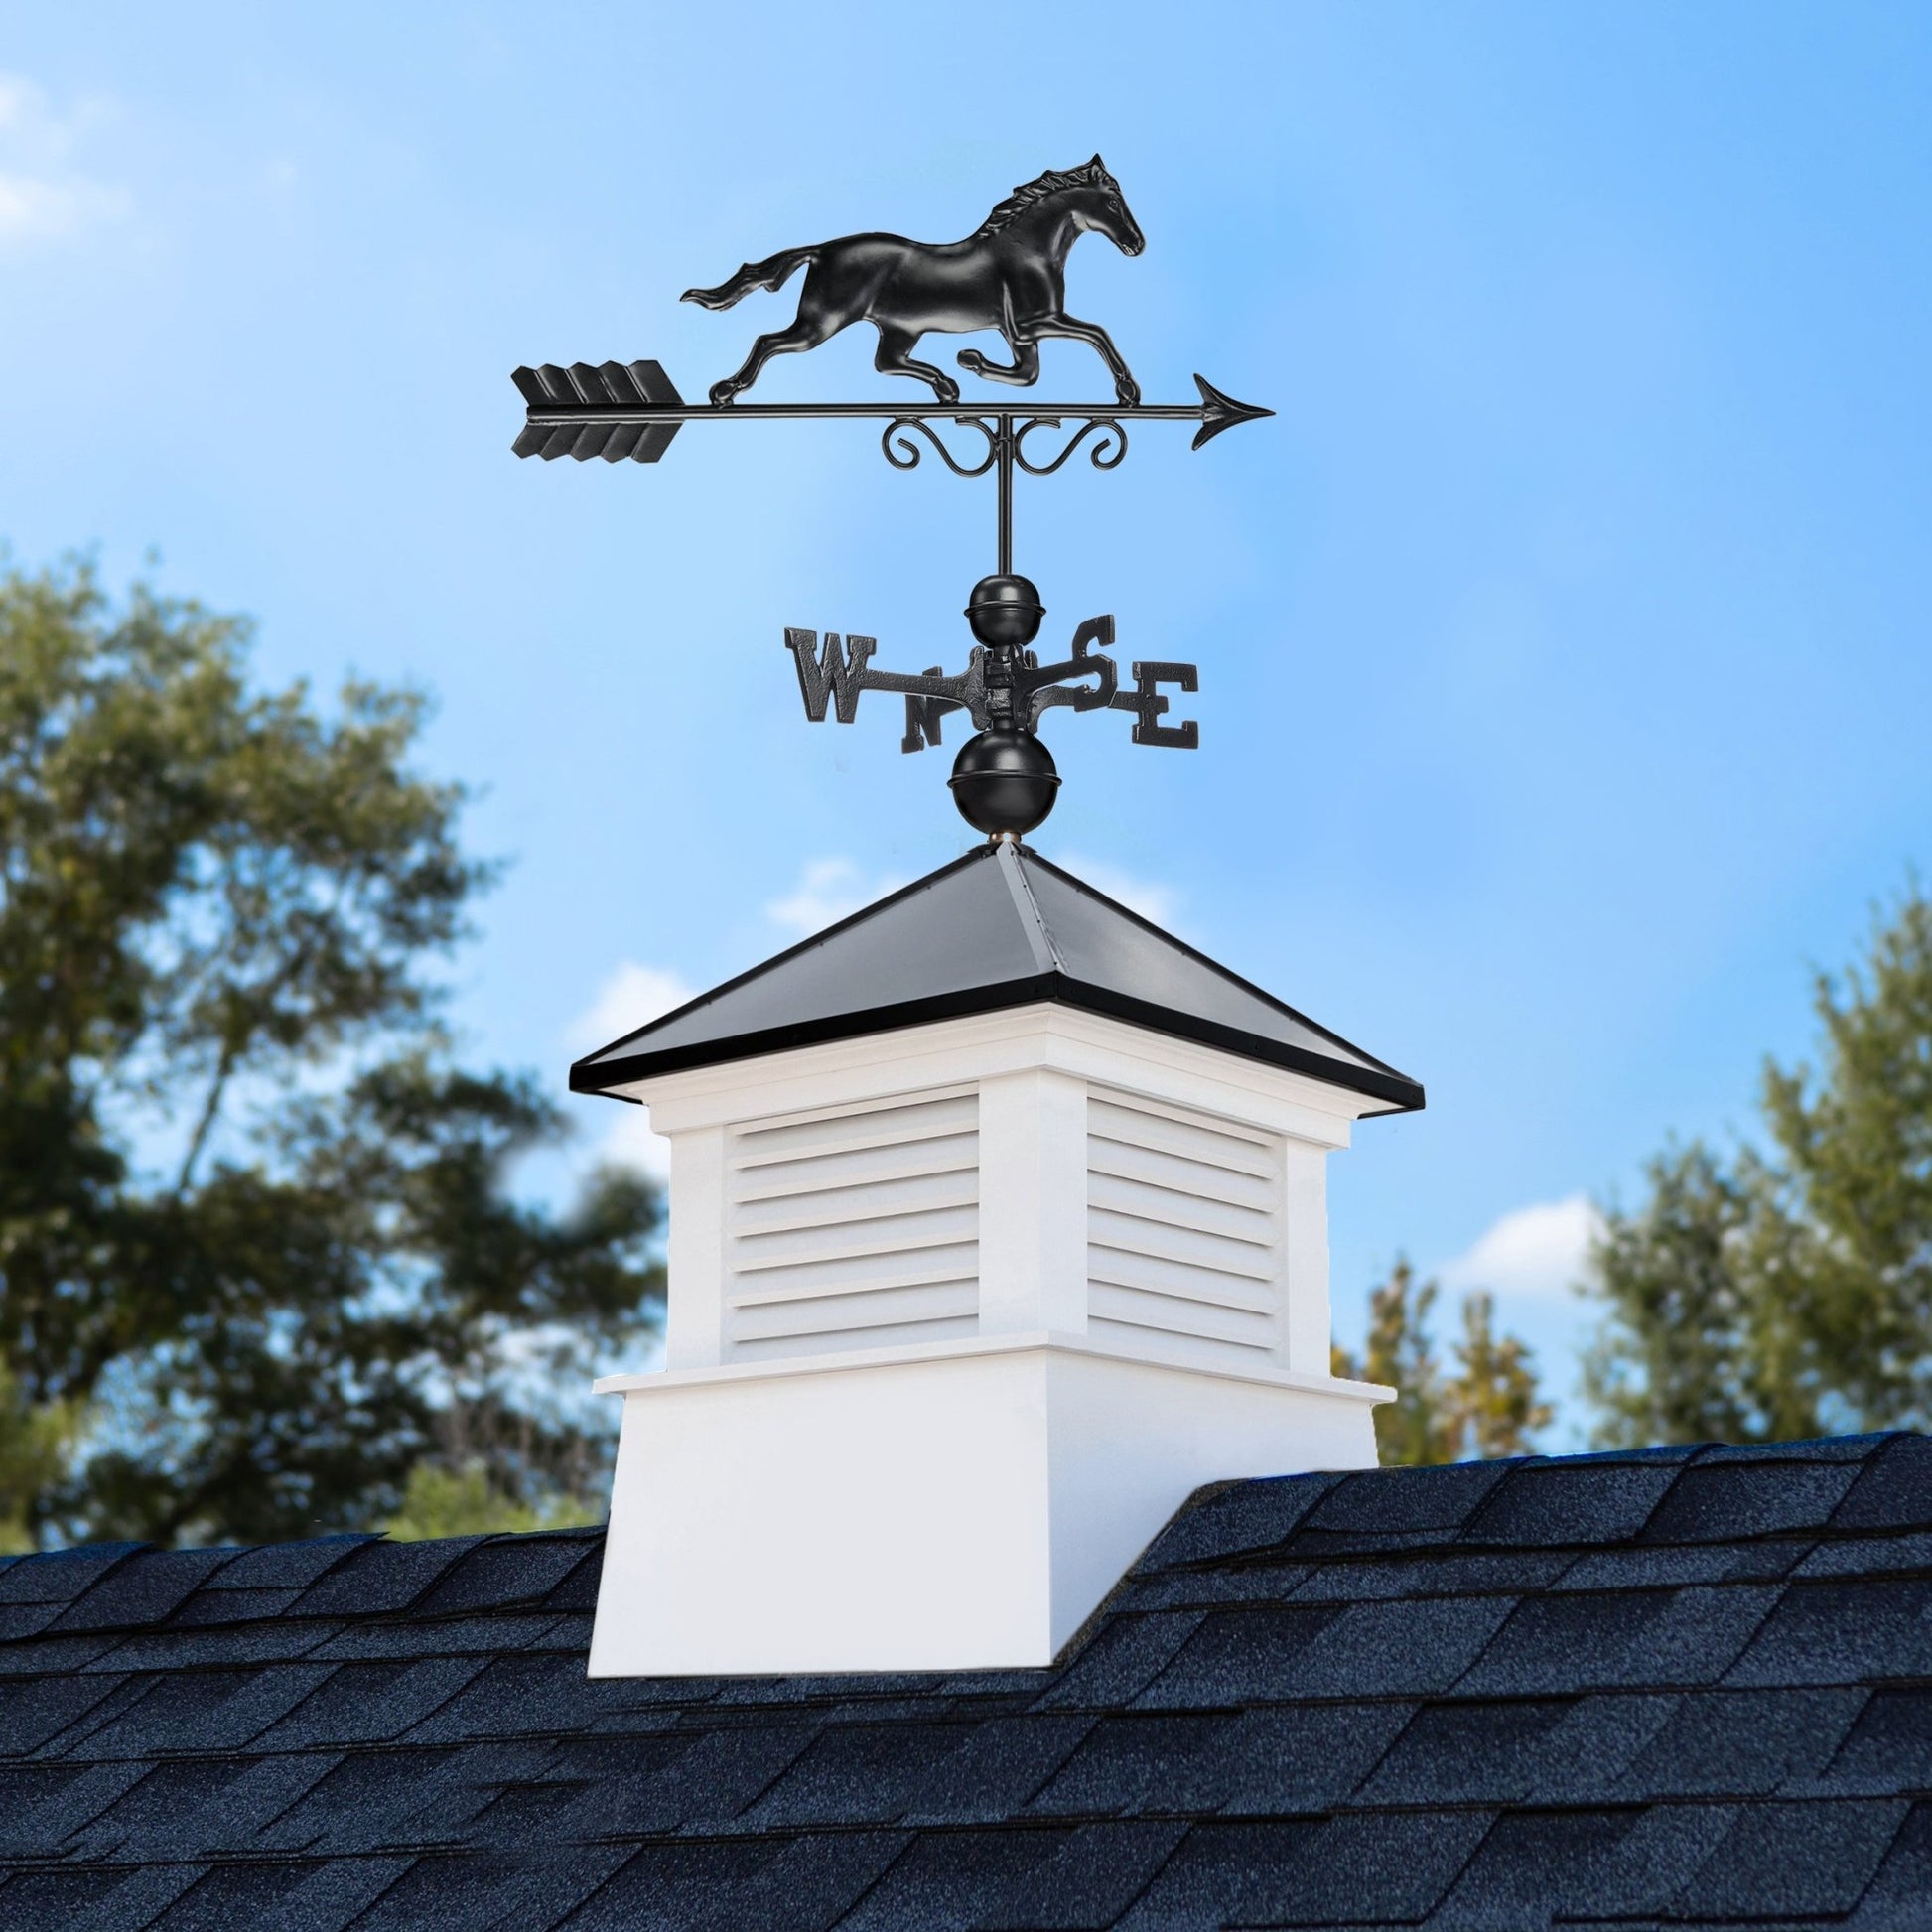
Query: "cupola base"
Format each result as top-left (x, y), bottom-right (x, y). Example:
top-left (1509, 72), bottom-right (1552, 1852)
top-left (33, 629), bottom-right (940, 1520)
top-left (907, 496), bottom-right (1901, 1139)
top-left (588, 1332), bottom-right (1379, 1677)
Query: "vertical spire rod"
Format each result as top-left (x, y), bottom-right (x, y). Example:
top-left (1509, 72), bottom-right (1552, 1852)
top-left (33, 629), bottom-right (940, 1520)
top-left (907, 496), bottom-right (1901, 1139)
top-left (997, 415), bottom-right (1014, 576)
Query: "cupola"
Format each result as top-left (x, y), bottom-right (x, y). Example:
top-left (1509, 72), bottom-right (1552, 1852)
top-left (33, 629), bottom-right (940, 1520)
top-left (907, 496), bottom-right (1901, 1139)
top-left (574, 841), bottom-right (1421, 1676)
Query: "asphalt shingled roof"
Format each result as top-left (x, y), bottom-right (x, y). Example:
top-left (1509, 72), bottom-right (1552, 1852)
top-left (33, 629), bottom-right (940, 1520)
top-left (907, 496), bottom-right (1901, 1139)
top-left (2, 1435), bottom-right (1930, 1930)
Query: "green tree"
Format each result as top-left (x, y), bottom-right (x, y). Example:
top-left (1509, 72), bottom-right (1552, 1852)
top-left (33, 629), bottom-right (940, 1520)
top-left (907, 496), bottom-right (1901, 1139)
top-left (382, 1463), bottom-right (592, 1542)
top-left (1587, 881), bottom-right (1932, 1445)
top-left (0, 558), bottom-right (662, 1544)
top-left (0, 1364), bottom-right (78, 1553)
top-left (1450, 1288), bottom-right (1555, 1459)
top-left (1334, 1259), bottom-right (1449, 1464)
top-left (1333, 1259), bottom-right (1552, 1464)
top-left (382, 1392), bottom-right (605, 1539)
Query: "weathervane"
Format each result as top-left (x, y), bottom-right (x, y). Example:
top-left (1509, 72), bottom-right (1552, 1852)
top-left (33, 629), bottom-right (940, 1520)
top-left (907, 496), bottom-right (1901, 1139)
top-left (511, 159), bottom-right (1272, 838)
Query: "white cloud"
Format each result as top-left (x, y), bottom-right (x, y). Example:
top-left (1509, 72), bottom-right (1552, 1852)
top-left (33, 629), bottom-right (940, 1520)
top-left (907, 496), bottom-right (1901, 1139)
top-left (0, 73), bottom-right (130, 249)
top-left (1440, 1194), bottom-right (1600, 1302)
top-left (568, 961), bottom-right (695, 1054)
top-left (1053, 853), bottom-right (1177, 927)
top-left (566, 961), bottom-right (698, 1183)
top-left (764, 857), bottom-right (903, 939)
top-left (0, 171), bottom-right (128, 243)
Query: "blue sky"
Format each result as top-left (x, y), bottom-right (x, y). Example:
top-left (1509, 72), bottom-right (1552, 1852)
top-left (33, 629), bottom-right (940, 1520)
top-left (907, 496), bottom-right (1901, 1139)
top-left (4, 3), bottom-right (1929, 1440)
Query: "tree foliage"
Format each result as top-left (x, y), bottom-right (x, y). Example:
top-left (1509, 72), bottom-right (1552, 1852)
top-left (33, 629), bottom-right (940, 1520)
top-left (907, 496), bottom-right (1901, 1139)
top-left (0, 559), bottom-right (662, 1544)
top-left (1333, 1259), bottom-right (1552, 1464)
top-left (382, 1460), bottom-right (593, 1542)
top-left (1587, 882), bottom-right (1932, 1445)
top-left (0, 1363), bottom-right (76, 1553)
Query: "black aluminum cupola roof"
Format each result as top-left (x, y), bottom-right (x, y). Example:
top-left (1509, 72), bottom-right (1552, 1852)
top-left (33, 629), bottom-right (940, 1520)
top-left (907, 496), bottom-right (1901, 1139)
top-left (572, 841), bottom-right (1424, 1112)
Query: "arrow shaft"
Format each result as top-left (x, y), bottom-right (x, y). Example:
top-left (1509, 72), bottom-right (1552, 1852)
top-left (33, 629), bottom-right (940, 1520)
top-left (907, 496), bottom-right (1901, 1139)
top-left (520, 400), bottom-right (1207, 426)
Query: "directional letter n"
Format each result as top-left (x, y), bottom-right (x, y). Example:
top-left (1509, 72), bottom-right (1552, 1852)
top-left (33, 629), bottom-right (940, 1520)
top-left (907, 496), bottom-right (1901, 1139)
top-left (901, 669), bottom-right (955, 754)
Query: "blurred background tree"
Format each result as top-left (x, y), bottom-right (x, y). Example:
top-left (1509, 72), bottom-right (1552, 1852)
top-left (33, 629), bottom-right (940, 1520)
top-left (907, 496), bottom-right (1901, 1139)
top-left (1333, 1259), bottom-right (1552, 1465)
top-left (1586, 881), bottom-right (1932, 1445)
top-left (0, 559), bottom-right (662, 1546)
top-left (0, 1364), bottom-right (75, 1552)
top-left (15, 548), bottom-right (1925, 1531)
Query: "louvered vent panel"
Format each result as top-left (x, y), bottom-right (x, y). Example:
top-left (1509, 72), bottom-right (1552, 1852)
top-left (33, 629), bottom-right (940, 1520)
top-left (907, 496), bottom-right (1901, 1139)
top-left (1086, 1092), bottom-right (1283, 1369)
top-left (726, 1092), bottom-right (979, 1360)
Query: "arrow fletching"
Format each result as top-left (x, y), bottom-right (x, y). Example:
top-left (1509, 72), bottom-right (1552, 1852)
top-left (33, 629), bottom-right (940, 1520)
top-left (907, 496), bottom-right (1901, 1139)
top-left (511, 361), bottom-right (685, 462)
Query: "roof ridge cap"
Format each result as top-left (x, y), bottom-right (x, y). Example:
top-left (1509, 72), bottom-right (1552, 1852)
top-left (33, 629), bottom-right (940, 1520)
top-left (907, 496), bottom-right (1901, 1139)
top-left (1001, 841), bottom-right (1064, 975)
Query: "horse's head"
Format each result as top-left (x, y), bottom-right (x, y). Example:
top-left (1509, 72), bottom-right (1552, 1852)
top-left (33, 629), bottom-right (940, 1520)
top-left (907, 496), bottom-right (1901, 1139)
top-left (1066, 156), bottom-right (1145, 256)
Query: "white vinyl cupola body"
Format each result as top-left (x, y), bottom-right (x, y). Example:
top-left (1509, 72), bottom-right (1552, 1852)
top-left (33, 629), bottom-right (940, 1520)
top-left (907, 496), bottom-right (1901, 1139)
top-left (575, 842), bottom-right (1422, 1676)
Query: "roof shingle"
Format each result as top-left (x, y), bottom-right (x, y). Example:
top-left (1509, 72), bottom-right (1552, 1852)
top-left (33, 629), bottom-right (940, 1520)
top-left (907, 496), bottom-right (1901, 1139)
top-left (0, 1434), bottom-right (1928, 1929)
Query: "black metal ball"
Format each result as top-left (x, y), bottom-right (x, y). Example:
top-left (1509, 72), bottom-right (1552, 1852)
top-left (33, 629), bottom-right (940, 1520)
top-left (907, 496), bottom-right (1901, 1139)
top-left (965, 574), bottom-right (1045, 649)
top-left (948, 730), bottom-right (1060, 839)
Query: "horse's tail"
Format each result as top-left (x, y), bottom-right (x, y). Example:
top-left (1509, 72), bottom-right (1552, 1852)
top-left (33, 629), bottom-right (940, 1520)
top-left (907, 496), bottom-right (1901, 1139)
top-left (681, 245), bottom-right (817, 311)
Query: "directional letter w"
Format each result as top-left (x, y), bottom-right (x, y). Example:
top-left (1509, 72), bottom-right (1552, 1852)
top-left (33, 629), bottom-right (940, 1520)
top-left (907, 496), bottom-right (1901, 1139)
top-left (785, 629), bottom-right (877, 724)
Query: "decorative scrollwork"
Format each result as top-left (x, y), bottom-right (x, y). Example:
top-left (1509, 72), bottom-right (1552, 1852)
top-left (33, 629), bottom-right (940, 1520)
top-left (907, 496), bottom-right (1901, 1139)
top-left (880, 416), bottom-right (1000, 478)
top-left (1013, 417), bottom-right (1129, 476)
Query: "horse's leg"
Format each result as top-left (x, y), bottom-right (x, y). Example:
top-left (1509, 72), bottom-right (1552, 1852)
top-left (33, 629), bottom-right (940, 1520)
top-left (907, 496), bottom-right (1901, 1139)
top-left (957, 335), bottom-right (1040, 387)
top-left (873, 325), bottom-right (959, 403)
top-left (1031, 312), bottom-right (1140, 406)
top-left (710, 302), bottom-right (847, 405)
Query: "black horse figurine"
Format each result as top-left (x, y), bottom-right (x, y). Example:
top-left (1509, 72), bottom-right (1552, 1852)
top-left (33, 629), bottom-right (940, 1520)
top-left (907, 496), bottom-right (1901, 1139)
top-left (682, 159), bottom-right (1145, 407)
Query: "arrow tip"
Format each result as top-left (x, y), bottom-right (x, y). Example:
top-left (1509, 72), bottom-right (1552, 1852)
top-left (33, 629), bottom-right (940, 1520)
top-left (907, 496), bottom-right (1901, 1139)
top-left (1190, 374), bottom-right (1275, 451)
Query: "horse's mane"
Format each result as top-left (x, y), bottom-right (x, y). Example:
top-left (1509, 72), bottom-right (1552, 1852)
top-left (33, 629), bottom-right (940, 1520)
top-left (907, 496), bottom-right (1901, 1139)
top-left (974, 160), bottom-right (1117, 237)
